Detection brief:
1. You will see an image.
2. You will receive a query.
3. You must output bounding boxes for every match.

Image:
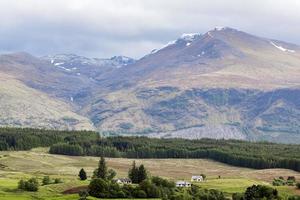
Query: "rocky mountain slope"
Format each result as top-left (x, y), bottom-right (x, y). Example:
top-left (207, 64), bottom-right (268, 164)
top-left (0, 27), bottom-right (300, 143)
top-left (0, 72), bottom-right (94, 130)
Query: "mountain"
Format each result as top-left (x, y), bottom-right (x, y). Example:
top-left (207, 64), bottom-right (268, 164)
top-left (83, 27), bottom-right (300, 143)
top-left (96, 27), bottom-right (300, 90)
top-left (41, 54), bottom-right (135, 78)
top-left (1, 27), bottom-right (300, 143)
top-left (0, 72), bottom-right (94, 130)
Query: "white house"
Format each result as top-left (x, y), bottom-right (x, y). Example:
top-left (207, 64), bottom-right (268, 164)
top-left (191, 175), bottom-right (204, 182)
top-left (114, 178), bottom-right (132, 184)
top-left (176, 181), bottom-right (191, 187)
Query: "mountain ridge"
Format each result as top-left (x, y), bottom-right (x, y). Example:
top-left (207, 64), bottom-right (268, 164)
top-left (0, 27), bottom-right (300, 143)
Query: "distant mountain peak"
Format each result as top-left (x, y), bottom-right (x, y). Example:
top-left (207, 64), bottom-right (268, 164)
top-left (110, 56), bottom-right (135, 65)
top-left (41, 54), bottom-right (135, 72)
top-left (179, 33), bottom-right (201, 41)
top-left (212, 26), bottom-right (237, 31)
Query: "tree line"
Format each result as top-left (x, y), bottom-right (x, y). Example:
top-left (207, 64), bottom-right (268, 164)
top-left (1, 127), bottom-right (300, 172)
top-left (49, 136), bottom-right (300, 172)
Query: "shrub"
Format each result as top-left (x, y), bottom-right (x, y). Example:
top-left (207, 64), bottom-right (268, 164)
top-left (288, 176), bottom-right (296, 182)
top-left (287, 180), bottom-right (295, 186)
top-left (42, 176), bottom-right (51, 185)
top-left (89, 178), bottom-right (109, 198)
top-left (232, 193), bottom-right (244, 200)
top-left (78, 190), bottom-right (89, 200)
top-left (273, 178), bottom-right (286, 186)
top-left (134, 190), bottom-right (147, 198)
top-left (244, 185), bottom-right (279, 200)
top-left (54, 178), bottom-right (63, 184)
top-left (24, 178), bottom-right (39, 191)
top-left (18, 180), bottom-right (25, 190)
top-left (297, 182), bottom-right (300, 189)
top-left (18, 178), bottom-right (39, 191)
top-left (289, 196), bottom-right (300, 200)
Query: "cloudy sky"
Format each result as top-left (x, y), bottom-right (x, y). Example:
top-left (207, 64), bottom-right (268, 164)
top-left (0, 0), bottom-right (300, 58)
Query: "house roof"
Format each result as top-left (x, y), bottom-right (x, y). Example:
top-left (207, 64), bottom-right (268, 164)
top-left (191, 175), bottom-right (203, 179)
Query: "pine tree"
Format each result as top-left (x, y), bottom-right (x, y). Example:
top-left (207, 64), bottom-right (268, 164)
top-left (96, 156), bottom-right (107, 179)
top-left (138, 164), bottom-right (147, 183)
top-left (128, 161), bottom-right (139, 183)
top-left (79, 168), bottom-right (87, 180)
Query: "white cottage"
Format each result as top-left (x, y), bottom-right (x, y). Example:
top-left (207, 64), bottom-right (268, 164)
top-left (176, 181), bottom-right (191, 187)
top-left (114, 178), bottom-right (132, 184)
top-left (191, 175), bottom-right (204, 182)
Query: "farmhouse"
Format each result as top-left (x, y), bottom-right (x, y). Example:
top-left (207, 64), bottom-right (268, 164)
top-left (176, 181), bottom-right (191, 187)
top-left (114, 178), bottom-right (132, 184)
top-left (191, 175), bottom-right (204, 182)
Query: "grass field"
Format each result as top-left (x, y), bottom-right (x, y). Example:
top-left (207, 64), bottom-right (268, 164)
top-left (0, 148), bottom-right (299, 199)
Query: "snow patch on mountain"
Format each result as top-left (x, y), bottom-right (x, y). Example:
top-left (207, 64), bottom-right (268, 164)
top-left (42, 54), bottom-right (135, 72)
top-left (270, 41), bottom-right (295, 53)
top-left (149, 33), bottom-right (201, 55)
top-left (180, 33), bottom-right (201, 41)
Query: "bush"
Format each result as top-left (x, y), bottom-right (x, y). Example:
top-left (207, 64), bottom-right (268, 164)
top-left (273, 178), bottom-right (286, 186)
top-left (287, 180), bottom-right (295, 186)
top-left (288, 176), bottom-right (296, 182)
top-left (134, 190), bottom-right (147, 198)
top-left (78, 190), bottom-right (89, 200)
top-left (42, 176), bottom-right (51, 185)
top-left (18, 178), bottom-right (39, 191)
top-left (289, 196), bottom-right (300, 200)
top-left (54, 178), bottom-right (63, 184)
top-left (18, 180), bottom-right (25, 190)
top-left (244, 185), bottom-right (279, 200)
top-left (89, 178), bottom-right (109, 198)
top-left (297, 182), bottom-right (300, 189)
top-left (19, 178), bottom-right (39, 192)
top-left (232, 193), bottom-right (244, 200)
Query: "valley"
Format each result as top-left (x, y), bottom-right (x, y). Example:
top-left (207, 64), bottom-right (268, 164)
top-left (0, 149), bottom-right (300, 199)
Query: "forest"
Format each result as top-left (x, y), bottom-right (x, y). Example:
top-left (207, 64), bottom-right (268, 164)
top-left (1, 127), bottom-right (300, 172)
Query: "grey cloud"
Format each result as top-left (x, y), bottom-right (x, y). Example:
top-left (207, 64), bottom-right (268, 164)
top-left (0, 0), bottom-right (299, 58)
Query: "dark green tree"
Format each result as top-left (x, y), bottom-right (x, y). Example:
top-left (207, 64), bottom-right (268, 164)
top-left (128, 161), bottom-right (139, 183)
top-left (18, 179), bottom-right (25, 190)
top-left (107, 169), bottom-right (116, 180)
top-left (244, 185), bottom-right (279, 200)
top-left (78, 168), bottom-right (87, 180)
top-left (96, 156), bottom-right (108, 179)
top-left (138, 164), bottom-right (147, 183)
top-left (89, 178), bottom-right (109, 198)
top-left (24, 178), bottom-right (39, 191)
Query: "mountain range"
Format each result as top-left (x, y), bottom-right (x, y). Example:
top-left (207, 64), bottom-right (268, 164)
top-left (1, 27), bottom-right (300, 143)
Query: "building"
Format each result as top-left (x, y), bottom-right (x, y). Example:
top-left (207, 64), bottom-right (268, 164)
top-left (191, 175), bottom-right (204, 182)
top-left (114, 178), bottom-right (132, 184)
top-left (176, 181), bottom-right (191, 187)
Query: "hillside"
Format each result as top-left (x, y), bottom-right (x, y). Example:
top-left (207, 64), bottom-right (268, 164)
top-left (0, 28), bottom-right (300, 142)
top-left (0, 73), bottom-right (94, 130)
top-left (81, 28), bottom-right (300, 142)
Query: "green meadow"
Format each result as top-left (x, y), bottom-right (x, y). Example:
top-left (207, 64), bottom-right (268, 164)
top-left (0, 149), bottom-right (299, 199)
